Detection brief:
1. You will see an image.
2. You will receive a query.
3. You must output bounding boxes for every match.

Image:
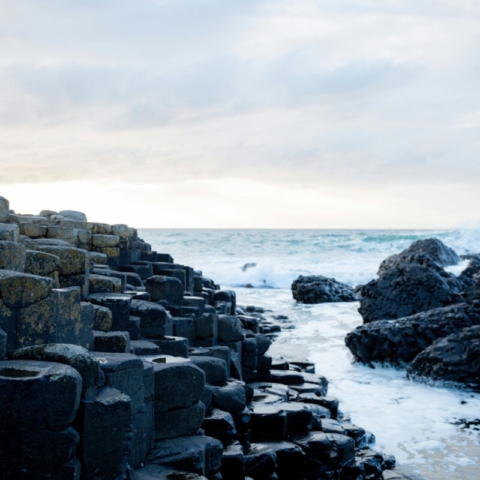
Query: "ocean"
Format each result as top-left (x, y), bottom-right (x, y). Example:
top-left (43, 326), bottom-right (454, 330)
top-left (138, 228), bottom-right (480, 479)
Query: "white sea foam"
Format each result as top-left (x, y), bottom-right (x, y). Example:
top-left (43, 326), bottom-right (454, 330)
top-left (236, 289), bottom-right (480, 479)
top-left (141, 228), bottom-right (480, 479)
top-left (139, 228), bottom-right (480, 290)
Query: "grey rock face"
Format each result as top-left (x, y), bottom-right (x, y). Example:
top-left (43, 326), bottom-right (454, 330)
top-left (0, 196), bottom-right (9, 222)
top-left (358, 264), bottom-right (463, 323)
top-left (0, 359), bottom-right (82, 479)
top-left (291, 275), bottom-right (357, 304)
top-left (407, 324), bottom-right (480, 389)
top-left (378, 238), bottom-right (460, 275)
top-left (345, 303), bottom-right (480, 364)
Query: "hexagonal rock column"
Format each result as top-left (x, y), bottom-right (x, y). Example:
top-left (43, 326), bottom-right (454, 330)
top-left (293, 432), bottom-right (355, 478)
top-left (11, 343), bottom-right (100, 401)
top-left (145, 435), bottom-right (223, 478)
top-left (0, 271), bottom-right (55, 352)
top-left (91, 352), bottom-right (147, 468)
top-left (77, 387), bottom-right (132, 480)
top-left (145, 275), bottom-right (184, 306)
top-left (34, 245), bottom-right (90, 298)
top-left (142, 356), bottom-right (206, 440)
top-left (0, 360), bottom-right (82, 479)
top-left (130, 299), bottom-right (173, 339)
top-left (87, 293), bottom-right (132, 331)
top-left (0, 241), bottom-right (26, 271)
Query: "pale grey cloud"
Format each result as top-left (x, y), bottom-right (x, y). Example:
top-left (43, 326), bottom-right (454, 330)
top-left (1, 0), bottom-right (480, 200)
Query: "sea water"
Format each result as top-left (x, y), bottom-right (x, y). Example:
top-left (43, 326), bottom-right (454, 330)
top-left (139, 228), bottom-right (480, 479)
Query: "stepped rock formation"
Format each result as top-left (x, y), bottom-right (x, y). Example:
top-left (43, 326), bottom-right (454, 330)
top-left (0, 195), bottom-right (395, 480)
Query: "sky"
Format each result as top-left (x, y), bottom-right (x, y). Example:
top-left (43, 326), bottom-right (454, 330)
top-left (1, 0), bottom-right (480, 228)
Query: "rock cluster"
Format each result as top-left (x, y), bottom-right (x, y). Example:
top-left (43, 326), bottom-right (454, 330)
top-left (291, 275), bottom-right (357, 304)
top-left (0, 196), bottom-right (395, 480)
top-left (346, 238), bottom-right (480, 391)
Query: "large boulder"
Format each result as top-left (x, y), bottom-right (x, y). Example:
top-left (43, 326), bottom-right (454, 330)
top-left (407, 325), bottom-right (480, 389)
top-left (345, 303), bottom-right (480, 364)
top-left (291, 275), bottom-right (357, 304)
top-left (358, 264), bottom-right (463, 323)
top-left (378, 238), bottom-right (459, 275)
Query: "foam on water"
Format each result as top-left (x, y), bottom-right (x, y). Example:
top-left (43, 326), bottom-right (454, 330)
top-left (139, 228), bottom-right (480, 289)
top-left (236, 288), bottom-right (480, 479)
top-left (141, 228), bottom-right (480, 478)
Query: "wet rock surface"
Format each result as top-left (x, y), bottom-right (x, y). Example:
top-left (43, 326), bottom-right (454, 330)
top-left (407, 325), bottom-right (480, 389)
top-left (0, 196), bottom-right (396, 480)
top-left (358, 264), bottom-right (463, 323)
top-left (346, 303), bottom-right (480, 364)
top-left (292, 275), bottom-right (357, 304)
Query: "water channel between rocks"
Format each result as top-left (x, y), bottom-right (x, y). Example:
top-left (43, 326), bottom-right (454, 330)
top-left (235, 287), bottom-right (480, 480)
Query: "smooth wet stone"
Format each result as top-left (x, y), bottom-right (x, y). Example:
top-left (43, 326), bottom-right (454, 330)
top-left (78, 387), bottom-right (132, 480)
top-left (54, 288), bottom-right (93, 349)
top-left (0, 328), bottom-right (6, 358)
top-left (293, 432), bottom-right (355, 475)
top-left (250, 405), bottom-right (287, 441)
top-left (264, 441), bottom-right (306, 480)
top-left (130, 299), bottom-right (173, 338)
top-left (190, 355), bottom-right (228, 385)
top-left (218, 315), bottom-right (243, 342)
top-left (195, 312), bottom-right (219, 339)
top-left (297, 393), bottom-right (339, 418)
top-left (145, 275), bottom-right (184, 305)
top-left (92, 352), bottom-right (144, 413)
top-left (244, 444), bottom-right (277, 480)
top-left (94, 330), bottom-right (131, 353)
top-left (173, 317), bottom-right (196, 346)
top-left (269, 369), bottom-right (305, 385)
top-left (277, 402), bottom-right (313, 434)
top-left (147, 435), bottom-right (223, 477)
top-left (0, 359), bottom-right (82, 430)
top-left (132, 465), bottom-right (208, 480)
top-left (210, 379), bottom-right (247, 413)
top-left (214, 290), bottom-right (236, 315)
top-left (202, 408), bottom-right (237, 445)
top-left (221, 441), bottom-right (245, 480)
top-left (150, 335), bottom-right (188, 358)
top-left (88, 293), bottom-right (132, 331)
top-left (154, 401), bottom-right (206, 440)
top-left (12, 344), bottom-right (100, 401)
top-left (147, 360), bottom-right (205, 412)
top-left (131, 339), bottom-right (161, 355)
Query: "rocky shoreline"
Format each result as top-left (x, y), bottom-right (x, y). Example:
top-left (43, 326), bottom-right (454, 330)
top-left (0, 196), bottom-right (399, 480)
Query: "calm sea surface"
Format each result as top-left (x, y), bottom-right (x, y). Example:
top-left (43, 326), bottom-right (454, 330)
top-left (139, 228), bottom-right (480, 479)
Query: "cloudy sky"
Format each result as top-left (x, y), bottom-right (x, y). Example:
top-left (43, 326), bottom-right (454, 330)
top-left (1, 0), bottom-right (480, 228)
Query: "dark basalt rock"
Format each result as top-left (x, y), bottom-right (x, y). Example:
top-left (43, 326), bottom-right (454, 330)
top-left (378, 238), bottom-right (459, 275)
top-left (407, 325), bottom-right (480, 389)
top-left (291, 275), bottom-right (357, 304)
top-left (346, 303), bottom-right (480, 364)
top-left (358, 264), bottom-right (463, 323)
